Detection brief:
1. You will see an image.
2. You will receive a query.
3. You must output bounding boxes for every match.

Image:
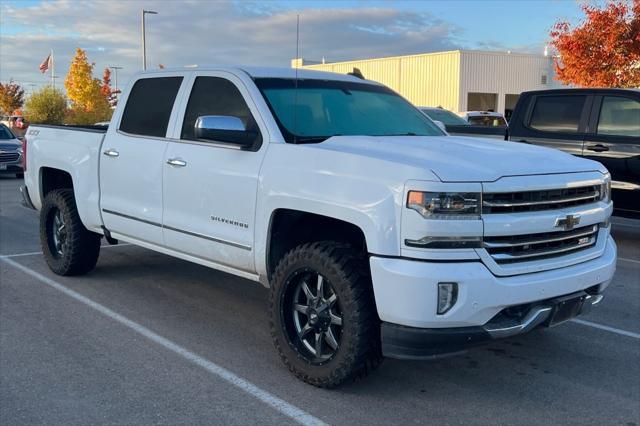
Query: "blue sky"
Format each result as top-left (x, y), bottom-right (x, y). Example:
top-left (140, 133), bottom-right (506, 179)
top-left (0, 0), bottom-right (588, 92)
top-left (272, 0), bottom-right (583, 50)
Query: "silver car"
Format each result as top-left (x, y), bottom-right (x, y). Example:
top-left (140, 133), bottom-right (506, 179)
top-left (0, 124), bottom-right (24, 178)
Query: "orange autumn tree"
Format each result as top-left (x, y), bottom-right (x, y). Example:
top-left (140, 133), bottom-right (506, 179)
top-left (64, 48), bottom-right (112, 124)
top-left (550, 0), bottom-right (640, 88)
top-left (101, 67), bottom-right (112, 97)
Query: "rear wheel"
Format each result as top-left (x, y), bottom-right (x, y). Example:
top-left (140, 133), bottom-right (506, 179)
top-left (40, 189), bottom-right (101, 276)
top-left (269, 242), bottom-right (381, 387)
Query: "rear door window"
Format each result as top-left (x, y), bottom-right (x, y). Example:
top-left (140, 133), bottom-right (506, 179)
top-left (529, 95), bottom-right (586, 133)
top-left (119, 77), bottom-right (183, 138)
top-left (597, 96), bottom-right (640, 138)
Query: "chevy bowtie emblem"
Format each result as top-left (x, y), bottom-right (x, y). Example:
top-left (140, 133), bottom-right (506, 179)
top-left (555, 214), bottom-right (581, 230)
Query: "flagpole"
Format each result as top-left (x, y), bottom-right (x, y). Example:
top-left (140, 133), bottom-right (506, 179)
top-left (51, 49), bottom-right (54, 88)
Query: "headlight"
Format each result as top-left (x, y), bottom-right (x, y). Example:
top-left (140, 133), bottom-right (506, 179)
top-left (601, 175), bottom-right (611, 203)
top-left (407, 191), bottom-right (481, 219)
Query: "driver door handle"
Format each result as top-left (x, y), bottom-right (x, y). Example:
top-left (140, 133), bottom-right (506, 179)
top-left (586, 144), bottom-right (609, 152)
top-left (103, 149), bottom-right (119, 157)
top-left (166, 158), bottom-right (187, 167)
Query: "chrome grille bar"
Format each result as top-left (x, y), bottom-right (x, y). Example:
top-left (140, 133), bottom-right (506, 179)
top-left (0, 153), bottom-right (20, 162)
top-left (484, 225), bottom-right (598, 249)
top-left (482, 185), bottom-right (601, 214)
top-left (484, 224), bottom-right (599, 264)
top-left (483, 192), bottom-right (599, 208)
top-left (489, 236), bottom-right (596, 261)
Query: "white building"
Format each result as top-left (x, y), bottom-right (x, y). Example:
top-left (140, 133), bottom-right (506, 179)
top-left (293, 50), bottom-right (565, 117)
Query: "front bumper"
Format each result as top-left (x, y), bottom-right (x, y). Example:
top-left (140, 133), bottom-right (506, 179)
top-left (370, 236), bottom-right (617, 358)
top-left (382, 291), bottom-right (603, 359)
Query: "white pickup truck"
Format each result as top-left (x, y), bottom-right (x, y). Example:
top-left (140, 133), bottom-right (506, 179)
top-left (21, 67), bottom-right (617, 387)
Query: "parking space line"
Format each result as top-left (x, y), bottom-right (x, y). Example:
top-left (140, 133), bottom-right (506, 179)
top-left (0, 243), bottom-right (132, 258)
top-left (571, 319), bottom-right (640, 339)
top-left (618, 257), bottom-right (640, 265)
top-left (2, 251), bottom-right (43, 258)
top-left (0, 256), bottom-right (326, 426)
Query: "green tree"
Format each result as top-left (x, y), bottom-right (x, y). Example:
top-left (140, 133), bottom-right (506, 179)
top-left (0, 80), bottom-right (25, 115)
top-left (23, 86), bottom-right (67, 125)
top-left (64, 48), bottom-right (111, 124)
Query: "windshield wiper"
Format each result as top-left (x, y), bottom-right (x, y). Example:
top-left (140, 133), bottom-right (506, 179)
top-left (385, 132), bottom-right (418, 136)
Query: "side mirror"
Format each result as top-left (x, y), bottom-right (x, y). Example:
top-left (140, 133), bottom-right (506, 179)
top-left (194, 115), bottom-right (258, 147)
top-left (433, 120), bottom-right (448, 133)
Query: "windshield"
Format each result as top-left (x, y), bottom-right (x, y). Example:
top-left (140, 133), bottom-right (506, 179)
top-left (255, 78), bottom-right (444, 143)
top-left (0, 124), bottom-right (15, 140)
top-left (421, 108), bottom-right (468, 125)
top-left (467, 115), bottom-right (507, 127)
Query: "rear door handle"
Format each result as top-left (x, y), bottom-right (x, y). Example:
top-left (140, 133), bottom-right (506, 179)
top-left (586, 144), bottom-right (609, 152)
top-left (103, 149), bottom-right (119, 157)
top-left (166, 158), bottom-right (187, 167)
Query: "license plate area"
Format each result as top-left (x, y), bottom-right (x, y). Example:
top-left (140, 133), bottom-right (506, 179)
top-left (547, 292), bottom-right (588, 327)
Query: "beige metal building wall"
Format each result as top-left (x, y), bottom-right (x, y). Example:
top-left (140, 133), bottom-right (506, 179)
top-left (458, 50), bottom-right (557, 114)
top-left (295, 51), bottom-right (461, 112)
top-left (295, 49), bottom-right (561, 114)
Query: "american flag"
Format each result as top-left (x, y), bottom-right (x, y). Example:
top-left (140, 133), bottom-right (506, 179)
top-left (39, 54), bottom-right (52, 73)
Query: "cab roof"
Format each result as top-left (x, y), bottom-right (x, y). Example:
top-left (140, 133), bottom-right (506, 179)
top-left (136, 65), bottom-right (380, 84)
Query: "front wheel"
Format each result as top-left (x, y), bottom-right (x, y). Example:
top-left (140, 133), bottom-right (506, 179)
top-left (40, 189), bottom-right (101, 276)
top-left (269, 242), bottom-right (381, 387)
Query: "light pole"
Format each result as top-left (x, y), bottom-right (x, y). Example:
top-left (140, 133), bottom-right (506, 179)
top-left (141, 9), bottom-right (158, 70)
top-left (108, 66), bottom-right (123, 100)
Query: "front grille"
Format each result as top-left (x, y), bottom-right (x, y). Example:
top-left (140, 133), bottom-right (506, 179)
top-left (484, 224), bottom-right (598, 264)
top-left (0, 152), bottom-right (19, 162)
top-left (483, 185), bottom-right (600, 214)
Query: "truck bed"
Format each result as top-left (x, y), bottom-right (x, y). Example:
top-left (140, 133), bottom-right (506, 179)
top-left (25, 124), bottom-right (107, 234)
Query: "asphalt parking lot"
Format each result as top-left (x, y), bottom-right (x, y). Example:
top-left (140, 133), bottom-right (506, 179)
top-left (0, 176), bottom-right (638, 426)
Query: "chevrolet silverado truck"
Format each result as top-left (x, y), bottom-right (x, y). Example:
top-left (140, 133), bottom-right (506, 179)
top-left (21, 67), bottom-right (617, 387)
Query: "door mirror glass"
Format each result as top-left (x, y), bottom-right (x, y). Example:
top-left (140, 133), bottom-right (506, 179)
top-left (194, 115), bottom-right (256, 146)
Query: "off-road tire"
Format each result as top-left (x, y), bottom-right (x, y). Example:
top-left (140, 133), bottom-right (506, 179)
top-left (269, 241), bottom-right (381, 388)
top-left (40, 189), bottom-right (101, 276)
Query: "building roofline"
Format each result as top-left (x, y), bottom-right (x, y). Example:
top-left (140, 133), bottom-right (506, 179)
top-left (299, 49), bottom-right (551, 68)
top-left (300, 50), bottom-right (462, 67)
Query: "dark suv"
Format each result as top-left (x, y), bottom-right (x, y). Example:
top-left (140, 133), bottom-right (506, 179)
top-left (0, 124), bottom-right (24, 178)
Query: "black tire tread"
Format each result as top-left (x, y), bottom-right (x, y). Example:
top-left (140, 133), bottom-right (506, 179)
top-left (269, 241), bottom-right (382, 388)
top-left (40, 189), bottom-right (101, 276)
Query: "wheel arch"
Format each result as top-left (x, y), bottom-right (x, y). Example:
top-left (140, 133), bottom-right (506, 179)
top-left (38, 166), bottom-right (102, 235)
top-left (264, 209), bottom-right (368, 283)
top-left (40, 166), bottom-right (74, 201)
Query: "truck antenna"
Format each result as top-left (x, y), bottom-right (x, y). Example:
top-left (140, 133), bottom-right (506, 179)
top-left (293, 14), bottom-right (300, 144)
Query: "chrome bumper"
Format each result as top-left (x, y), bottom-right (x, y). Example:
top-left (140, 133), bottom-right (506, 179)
top-left (483, 292), bottom-right (603, 339)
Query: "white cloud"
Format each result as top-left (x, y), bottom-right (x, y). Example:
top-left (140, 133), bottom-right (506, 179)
top-left (0, 0), bottom-right (462, 92)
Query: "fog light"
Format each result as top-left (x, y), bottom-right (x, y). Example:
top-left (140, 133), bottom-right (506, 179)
top-left (437, 282), bottom-right (458, 314)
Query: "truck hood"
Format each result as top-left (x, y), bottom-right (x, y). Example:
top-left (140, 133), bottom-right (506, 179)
top-left (310, 135), bottom-right (604, 182)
